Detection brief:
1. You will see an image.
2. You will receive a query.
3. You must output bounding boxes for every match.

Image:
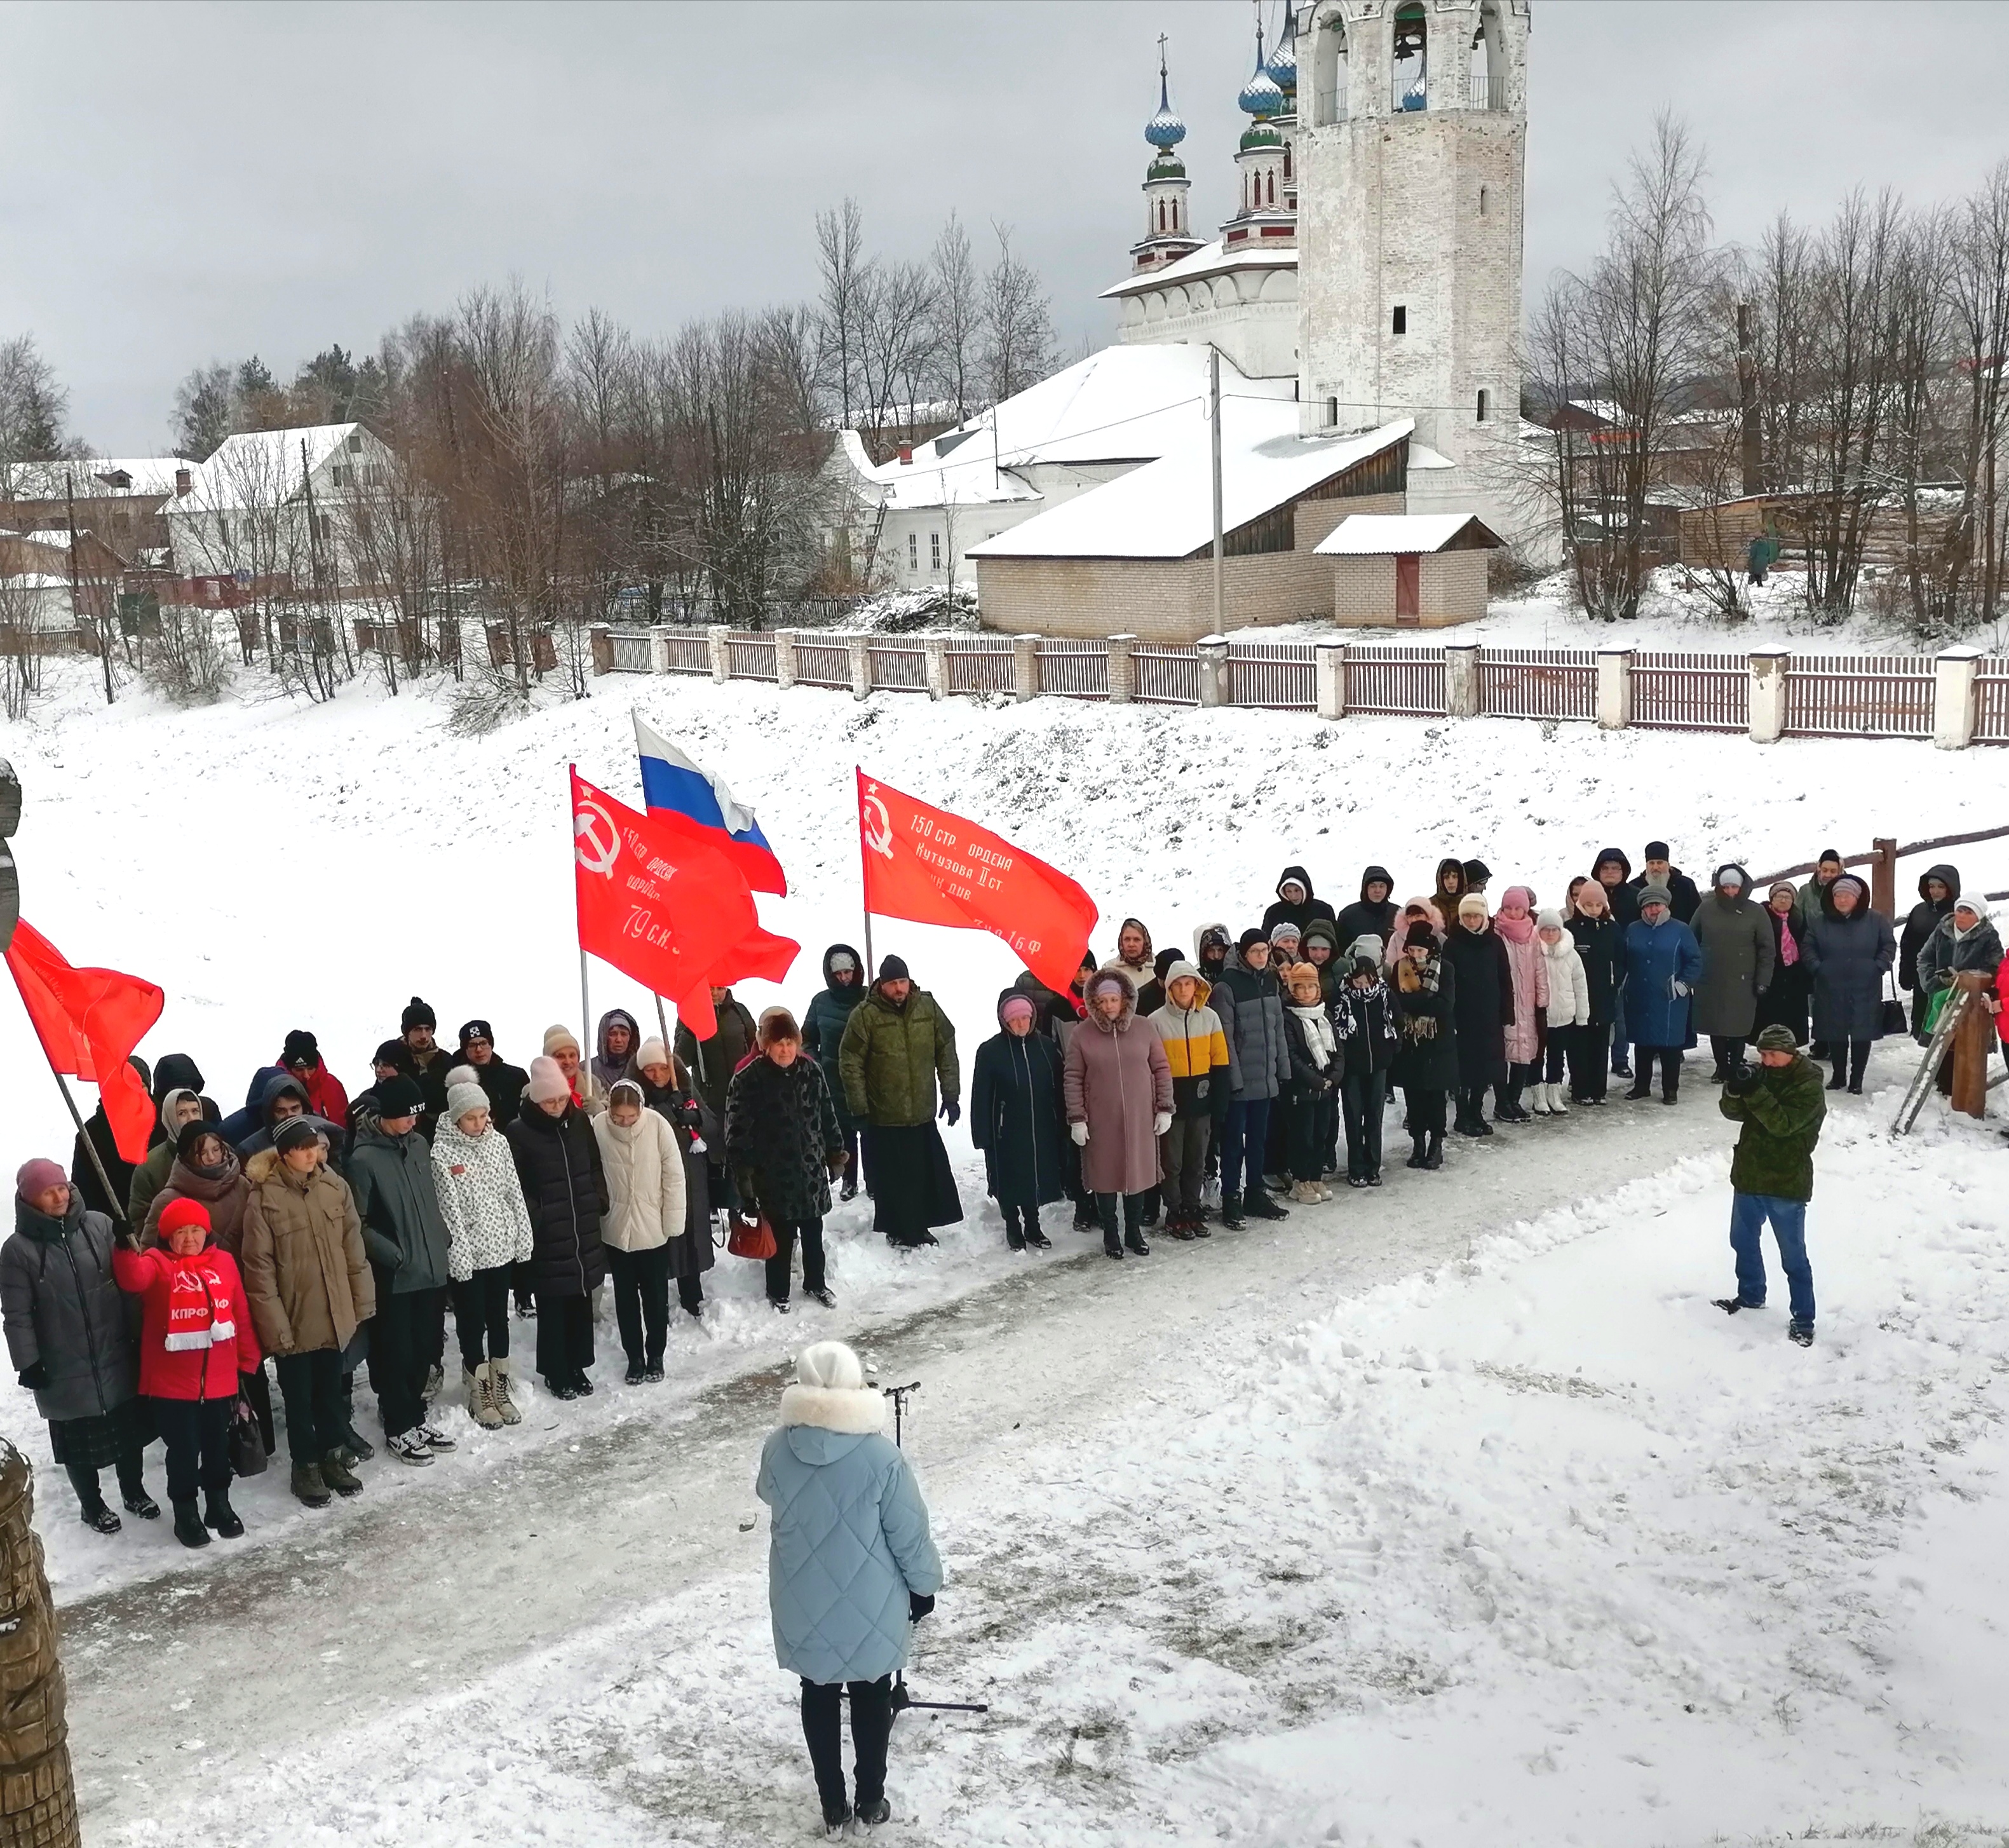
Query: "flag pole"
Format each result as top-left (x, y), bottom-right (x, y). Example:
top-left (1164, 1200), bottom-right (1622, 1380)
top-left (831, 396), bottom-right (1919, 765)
top-left (856, 764), bottom-right (876, 980)
top-left (570, 761), bottom-right (593, 1090)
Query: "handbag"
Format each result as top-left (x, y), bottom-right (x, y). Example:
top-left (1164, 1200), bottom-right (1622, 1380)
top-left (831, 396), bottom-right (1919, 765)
top-left (227, 1388), bottom-right (268, 1479)
top-left (726, 1211), bottom-right (778, 1261)
top-left (1879, 972), bottom-right (1909, 1040)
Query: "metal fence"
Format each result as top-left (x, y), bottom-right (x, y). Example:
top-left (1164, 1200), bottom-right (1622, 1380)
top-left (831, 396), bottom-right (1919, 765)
top-left (1226, 641), bottom-right (1316, 710)
top-left (1039, 641), bottom-right (1109, 699)
top-left (867, 644), bottom-right (928, 693)
top-left (727, 634), bottom-right (778, 681)
top-left (796, 640), bottom-right (851, 690)
top-left (1782, 653), bottom-right (1934, 738)
top-left (945, 636), bottom-right (1015, 696)
top-left (1977, 658), bottom-right (2009, 744)
top-left (1477, 646), bottom-right (1596, 721)
top-left (1347, 642), bottom-right (1447, 716)
top-left (1134, 644), bottom-right (1201, 705)
top-left (661, 632), bottom-right (711, 675)
top-left (1632, 649), bottom-right (1750, 731)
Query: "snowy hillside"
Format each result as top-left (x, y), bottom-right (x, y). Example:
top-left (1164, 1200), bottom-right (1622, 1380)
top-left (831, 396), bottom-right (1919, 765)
top-left (5, 658), bottom-right (2008, 1845)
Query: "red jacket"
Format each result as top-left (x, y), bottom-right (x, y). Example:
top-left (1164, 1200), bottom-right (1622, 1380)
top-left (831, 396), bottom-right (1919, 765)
top-left (112, 1239), bottom-right (260, 1400)
top-left (290, 1057), bottom-right (349, 1129)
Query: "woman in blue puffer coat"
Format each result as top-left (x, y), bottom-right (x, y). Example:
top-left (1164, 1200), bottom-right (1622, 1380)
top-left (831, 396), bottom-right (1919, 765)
top-left (757, 1340), bottom-right (942, 1837)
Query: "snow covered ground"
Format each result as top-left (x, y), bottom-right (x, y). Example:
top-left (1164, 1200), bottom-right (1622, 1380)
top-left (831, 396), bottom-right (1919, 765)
top-left (3, 657), bottom-right (2006, 1844)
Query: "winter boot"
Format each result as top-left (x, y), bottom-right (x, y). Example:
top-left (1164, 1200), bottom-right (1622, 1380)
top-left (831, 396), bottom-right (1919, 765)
top-left (290, 1462), bottom-right (332, 1509)
top-left (424, 1362), bottom-right (444, 1403)
top-left (1406, 1132), bottom-right (1429, 1170)
top-left (1494, 1085), bottom-right (1531, 1124)
top-left (1072, 1202), bottom-right (1099, 1233)
top-left (1529, 1084), bottom-right (1552, 1116)
top-left (490, 1357), bottom-right (523, 1427)
top-left (1549, 1083), bottom-right (1569, 1115)
top-left (1220, 1192), bottom-right (1245, 1230)
top-left (1243, 1185), bottom-right (1289, 1221)
top-left (1788, 1322), bottom-right (1815, 1347)
top-left (1096, 1198), bottom-right (1124, 1259)
top-left (320, 1448), bottom-right (363, 1497)
top-left (1288, 1179), bottom-right (1318, 1205)
top-left (1124, 1227), bottom-right (1151, 1256)
top-left (171, 1497), bottom-right (210, 1549)
top-left (1423, 1130), bottom-right (1445, 1170)
top-left (1004, 1221), bottom-right (1027, 1252)
top-left (120, 1486), bottom-right (160, 1520)
top-left (203, 1486), bottom-right (245, 1539)
top-left (468, 1364), bottom-right (505, 1430)
top-left (78, 1498), bottom-right (120, 1535)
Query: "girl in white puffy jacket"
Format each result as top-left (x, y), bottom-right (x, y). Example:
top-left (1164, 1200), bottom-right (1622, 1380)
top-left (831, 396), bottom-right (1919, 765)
top-left (1534, 908), bottom-right (1592, 1113)
top-left (431, 1078), bottom-right (535, 1426)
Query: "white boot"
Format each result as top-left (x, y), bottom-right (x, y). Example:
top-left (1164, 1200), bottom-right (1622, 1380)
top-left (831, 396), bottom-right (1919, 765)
top-left (467, 1364), bottom-right (504, 1430)
top-left (1548, 1082), bottom-right (1570, 1115)
top-left (1529, 1084), bottom-right (1552, 1115)
top-left (489, 1357), bottom-right (523, 1427)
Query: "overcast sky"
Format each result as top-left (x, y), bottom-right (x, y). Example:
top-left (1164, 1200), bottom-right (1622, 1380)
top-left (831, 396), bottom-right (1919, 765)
top-left (5, 0), bottom-right (2008, 453)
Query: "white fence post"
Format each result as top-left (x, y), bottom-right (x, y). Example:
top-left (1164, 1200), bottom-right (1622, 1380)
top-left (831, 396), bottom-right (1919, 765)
top-left (773, 628), bottom-right (798, 691)
top-left (1012, 633), bottom-right (1041, 703)
top-left (649, 624), bottom-right (674, 674)
top-left (707, 623), bottom-right (731, 684)
top-left (922, 635), bottom-right (949, 700)
top-left (1748, 648), bottom-right (1788, 744)
top-left (588, 625), bottom-right (612, 677)
top-left (1107, 634), bottom-right (1137, 704)
top-left (1315, 641), bottom-right (1346, 721)
top-left (1196, 634), bottom-right (1229, 709)
top-left (1444, 642), bottom-right (1480, 719)
top-left (848, 635), bottom-right (871, 702)
top-left (1595, 646), bottom-right (1633, 730)
top-left (1934, 646), bottom-right (1980, 750)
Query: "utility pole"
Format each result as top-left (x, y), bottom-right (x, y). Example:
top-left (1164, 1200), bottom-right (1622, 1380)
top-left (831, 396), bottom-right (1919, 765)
top-left (1210, 345), bottom-right (1224, 635)
top-left (1736, 302), bottom-right (1762, 497)
top-left (67, 474), bottom-right (112, 705)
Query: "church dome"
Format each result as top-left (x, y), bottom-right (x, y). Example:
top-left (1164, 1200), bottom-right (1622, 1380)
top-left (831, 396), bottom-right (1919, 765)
top-left (1144, 60), bottom-right (1186, 147)
top-left (1238, 121), bottom-right (1283, 154)
top-left (1267, 16), bottom-right (1299, 97)
top-left (1147, 151), bottom-right (1188, 181)
top-left (1239, 62), bottom-right (1286, 118)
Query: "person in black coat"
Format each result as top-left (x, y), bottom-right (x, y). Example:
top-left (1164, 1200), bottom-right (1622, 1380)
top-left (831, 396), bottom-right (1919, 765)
top-left (504, 1057), bottom-right (609, 1397)
top-left (1330, 946), bottom-right (1400, 1186)
top-left (1444, 896), bottom-right (1515, 1136)
top-left (1630, 842), bottom-right (1701, 925)
top-left (1391, 922), bottom-right (1457, 1169)
top-left (457, 1020), bottom-right (530, 1129)
top-left (1261, 865), bottom-right (1337, 936)
top-left (69, 1055), bottom-right (155, 1223)
top-left (1564, 881), bottom-right (1623, 1103)
top-left (801, 946), bottom-right (868, 1197)
top-left (724, 1009), bottom-right (846, 1310)
top-left (968, 991), bottom-right (1067, 1251)
top-left (1898, 864), bottom-right (1960, 1035)
top-left (1801, 876), bottom-right (1897, 1094)
top-left (1752, 882), bottom-right (1811, 1048)
top-left (1334, 866), bottom-right (1399, 953)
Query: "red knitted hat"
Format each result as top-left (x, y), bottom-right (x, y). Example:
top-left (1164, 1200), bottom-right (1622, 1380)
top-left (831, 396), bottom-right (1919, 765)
top-left (156, 1198), bottom-right (212, 1239)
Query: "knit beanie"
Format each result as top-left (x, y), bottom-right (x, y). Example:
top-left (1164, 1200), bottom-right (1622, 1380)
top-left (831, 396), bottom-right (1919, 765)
top-left (1536, 908), bottom-right (1566, 932)
top-left (281, 1029), bottom-right (319, 1068)
top-left (543, 1024), bottom-right (581, 1058)
top-left (447, 1082), bottom-right (488, 1125)
top-left (1458, 893), bottom-right (1487, 918)
top-left (1088, 972), bottom-right (1130, 1003)
top-left (1269, 921), bottom-right (1302, 948)
top-left (999, 995), bottom-right (1036, 1027)
top-left (156, 1197), bottom-right (212, 1239)
top-left (1954, 898), bottom-right (1982, 920)
top-left (443, 1064), bottom-right (478, 1090)
top-left (401, 996), bottom-right (436, 1032)
top-left (15, 1158), bottom-right (65, 1200)
top-left (876, 954), bottom-right (911, 983)
top-left (525, 1056), bottom-right (571, 1104)
top-left (274, 1117), bottom-right (323, 1155)
top-left (1462, 859), bottom-right (1492, 886)
top-left (1348, 935), bottom-right (1383, 965)
top-left (636, 1036), bottom-right (670, 1069)
top-left (373, 1038), bottom-right (410, 1073)
top-left (1404, 920), bottom-right (1437, 949)
top-left (375, 1075), bottom-right (425, 1118)
top-left (1638, 883), bottom-right (1673, 912)
top-left (1755, 1024), bottom-right (1797, 1053)
top-left (458, 1019), bottom-right (495, 1049)
top-left (176, 1118), bottom-right (224, 1161)
top-left (1238, 928), bottom-right (1268, 955)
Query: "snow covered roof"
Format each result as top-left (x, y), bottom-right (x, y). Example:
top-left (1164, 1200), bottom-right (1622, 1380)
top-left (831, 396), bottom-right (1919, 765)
top-left (166, 424), bottom-right (365, 515)
top-left (1315, 513), bottom-right (1503, 556)
top-left (969, 404), bottom-right (1412, 562)
top-left (1, 456), bottom-right (193, 499)
top-left (1099, 238), bottom-right (1297, 301)
top-left (858, 346), bottom-right (1295, 514)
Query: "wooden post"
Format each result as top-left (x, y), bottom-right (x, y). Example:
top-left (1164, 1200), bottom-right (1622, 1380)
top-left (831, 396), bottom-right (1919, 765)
top-left (0, 1441), bottom-right (80, 1848)
top-left (1870, 837), bottom-right (1897, 920)
top-left (1952, 971), bottom-right (1993, 1119)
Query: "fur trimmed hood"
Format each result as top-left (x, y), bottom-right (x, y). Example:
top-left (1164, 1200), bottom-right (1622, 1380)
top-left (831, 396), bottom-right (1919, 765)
top-left (778, 1382), bottom-right (889, 1436)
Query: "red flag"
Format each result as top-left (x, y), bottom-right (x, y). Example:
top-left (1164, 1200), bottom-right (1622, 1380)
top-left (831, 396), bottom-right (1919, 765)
top-left (700, 922), bottom-right (801, 991)
top-left (5, 920), bottom-right (163, 1162)
top-left (856, 768), bottom-right (1098, 994)
top-left (572, 768), bottom-right (760, 1042)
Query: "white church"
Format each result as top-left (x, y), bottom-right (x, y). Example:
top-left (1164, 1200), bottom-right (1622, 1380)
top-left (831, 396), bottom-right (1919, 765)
top-left (834, 0), bottom-right (1532, 639)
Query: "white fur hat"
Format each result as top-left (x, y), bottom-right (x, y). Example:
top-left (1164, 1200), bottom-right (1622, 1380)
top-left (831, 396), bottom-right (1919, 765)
top-left (1537, 907), bottom-right (1566, 932)
top-left (779, 1341), bottom-right (886, 1435)
top-left (795, 1341), bottom-right (863, 1390)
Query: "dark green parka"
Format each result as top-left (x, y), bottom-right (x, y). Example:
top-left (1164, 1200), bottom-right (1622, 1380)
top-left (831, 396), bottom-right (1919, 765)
top-left (838, 978), bottom-right (959, 1127)
top-left (1719, 1054), bottom-right (1827, 1201)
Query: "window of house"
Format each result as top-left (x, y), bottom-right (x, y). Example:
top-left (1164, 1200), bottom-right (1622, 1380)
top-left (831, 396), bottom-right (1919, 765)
top-left (1327, 395), bottom-right (1339, 426)
top-left (316, 513), bottom-right (332, 542)
top-left (1392, 305), bottom-right (1407, 335)
top-left (1476, 388), bottom-right (1491, 423)
top-left (347, 431), bottom-right (363, 452)
top-left (907, 531), bottom-right (917, 570)
top-left (930, 532), bottom-right (942, 569)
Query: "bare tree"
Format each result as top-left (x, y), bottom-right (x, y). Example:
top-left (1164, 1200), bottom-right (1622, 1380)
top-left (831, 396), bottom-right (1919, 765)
top-left (929, 212), bottom-right (982, 425)
top-left (815, 198), bottom-right (870, 430)
top-left (980, 222), bottom-right (1057, 404)
top-left (1949, 161), bottom-right (2009, 634)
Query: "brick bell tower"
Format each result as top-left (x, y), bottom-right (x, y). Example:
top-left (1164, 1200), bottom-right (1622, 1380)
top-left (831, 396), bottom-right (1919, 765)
top-left (1295, 0), bottom-right (1530, 533)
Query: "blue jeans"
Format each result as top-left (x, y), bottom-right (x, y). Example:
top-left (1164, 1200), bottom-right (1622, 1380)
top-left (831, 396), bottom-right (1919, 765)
top-left (1221, 1096), bottom-right (1272, 1197)
top-left (1729, 1192), bottom-right (1815, 1325)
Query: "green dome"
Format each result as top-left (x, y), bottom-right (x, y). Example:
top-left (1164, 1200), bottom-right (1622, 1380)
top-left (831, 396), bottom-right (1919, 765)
top-left (1238, 122), bottom-right (1282, 153)
top-left (1147, 153), bottom-right (1187, 181)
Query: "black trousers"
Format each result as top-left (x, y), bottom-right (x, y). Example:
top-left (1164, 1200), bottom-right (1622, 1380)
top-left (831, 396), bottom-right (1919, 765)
top-left (1402, 1085), bottom-right (1447, 1135)
top-left (273, 1348), bottom-right (346, 1465)
top-left (1341, 1070), bottom-right (1388, 1178)
top-left (768, 1218), bottom-right (827, 1305)
top-left (1567, 1022), bottom-right (1609, 1100)
top-left (1632, 1046), bottom-right (1682, 1098)
top-left (536, 1292), bottom-right (596, 1383)
top-left (450, 1264), bottom-right (513, 1368)
top-left (151, 1396), bottom-right (233, 1502)
top-left (370, 1276), bottom-right (445, 1437)
top-left (677, 1272), bottom-right (705, 1314)
top-left (65, 1451), bottom-right (147, 1512)
top-left (607, 1244), bottom-right (672, 1364)
top-left (1832, 1037), bottom-right (1872, 1086)
top-left (1709, 1033), bottom-right (1747, 1073)
top-left (801, 1675), bottom-right (893, 1821)
top-left (1093, 1190), bottom-right (1152, 1239)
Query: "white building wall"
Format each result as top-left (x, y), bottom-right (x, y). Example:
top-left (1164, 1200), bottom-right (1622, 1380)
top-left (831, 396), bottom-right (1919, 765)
top-left (1114, 267), bottom-right (1300, 381)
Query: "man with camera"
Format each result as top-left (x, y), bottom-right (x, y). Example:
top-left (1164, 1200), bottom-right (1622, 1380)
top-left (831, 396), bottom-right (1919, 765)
top-left (1714, 1023), bottom-right (1827, 1347)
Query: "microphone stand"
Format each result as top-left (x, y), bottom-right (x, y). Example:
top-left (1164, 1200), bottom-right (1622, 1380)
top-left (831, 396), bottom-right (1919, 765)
top-left (877, 1382), bottom-right (987, 1720)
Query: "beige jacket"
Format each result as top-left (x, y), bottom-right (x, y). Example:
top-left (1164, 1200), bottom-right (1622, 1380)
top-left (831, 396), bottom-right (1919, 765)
top-left (591, 1108), bottom-right (687, 1253)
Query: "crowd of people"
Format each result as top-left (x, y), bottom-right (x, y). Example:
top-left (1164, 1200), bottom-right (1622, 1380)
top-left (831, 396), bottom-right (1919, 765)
top-left (3, 846), bottom-right (2003, 1552)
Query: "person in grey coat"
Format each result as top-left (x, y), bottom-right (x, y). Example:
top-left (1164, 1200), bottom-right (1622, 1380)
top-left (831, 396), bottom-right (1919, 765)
top-left (1692, 864), bottom-right (1776, 1081)
top-left (1801, 875), bottom-right (1897, 1094)
top-left (1, 1158), bottom-right (158, 1532)
top-left (1209, 931), bottom-right (1293, 1228)
top-left (757, 1341), bottom-right (942, 1835)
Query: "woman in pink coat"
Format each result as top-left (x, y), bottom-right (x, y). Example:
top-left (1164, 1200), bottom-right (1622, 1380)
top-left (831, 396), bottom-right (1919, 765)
top-left (1064, 970), bottom-right (1172, 1263)
top-left (1492, 885), bottom-right (1550, 1122)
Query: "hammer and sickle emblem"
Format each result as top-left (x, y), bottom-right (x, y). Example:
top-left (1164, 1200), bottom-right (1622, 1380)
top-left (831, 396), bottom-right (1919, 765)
top-left (574, 800), bottom-right (621, 878)
top-left (860, 788), bottom-right (894, 860)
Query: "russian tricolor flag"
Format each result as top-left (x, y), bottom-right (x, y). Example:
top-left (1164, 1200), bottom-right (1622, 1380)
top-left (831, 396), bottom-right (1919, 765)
top-left (633, 712), bottom-right (788, 896)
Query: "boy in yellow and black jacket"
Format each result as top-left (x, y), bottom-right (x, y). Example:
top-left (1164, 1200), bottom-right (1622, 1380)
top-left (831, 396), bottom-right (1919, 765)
top-left (1146, 960), bottom-right (1233, 1238)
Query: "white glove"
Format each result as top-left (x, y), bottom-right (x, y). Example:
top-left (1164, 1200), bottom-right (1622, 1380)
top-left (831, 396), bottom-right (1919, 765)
top-left (1070, 1122), bottom-right (1090, 1147)
top-left (1672, 980), bottom-right (1691, 998)
top-left (1153, 1112), bottom-right (1172, 1137)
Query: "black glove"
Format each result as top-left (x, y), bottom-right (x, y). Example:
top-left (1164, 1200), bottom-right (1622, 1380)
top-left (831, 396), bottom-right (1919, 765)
top-left (909, 1592), bottom-right (935, 1623)
top-left (940, 1099), bottom-right (961, 1127)
top-left (16, 1362), bottom-right (48, 1390)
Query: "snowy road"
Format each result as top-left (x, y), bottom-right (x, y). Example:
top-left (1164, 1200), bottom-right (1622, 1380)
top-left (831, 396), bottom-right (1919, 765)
top-left (71, 1096), bottom-right (1728, 1840)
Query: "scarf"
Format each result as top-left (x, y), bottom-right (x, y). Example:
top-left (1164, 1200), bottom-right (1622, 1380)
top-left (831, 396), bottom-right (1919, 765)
top-left (1494, 886), bottom-right (1536, 944)
top-left (1288, 1004), bottom-right (1336, 1070)
top-left (1773, 911), bottom-right (1799, 967)
top-left (1334, 980), bottom-right (1395, 1042)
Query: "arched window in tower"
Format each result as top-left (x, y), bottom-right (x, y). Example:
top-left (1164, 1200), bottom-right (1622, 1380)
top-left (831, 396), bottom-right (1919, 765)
top-left (1471, 2), bottom-right (1505, 110)
top-left (1476, 388), bottom-right (1491, 424)
top-left (1479, 185), bottom-right (1489, 217)
top-left (1311, 10), bottom-right (1348, 126)
top-left (1283, 141), bottom-right (1292, 181)
top-left (1392, 3), bottom-right (1428, 112)
top-left (1267, 169), bottom-right (1276, 207)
